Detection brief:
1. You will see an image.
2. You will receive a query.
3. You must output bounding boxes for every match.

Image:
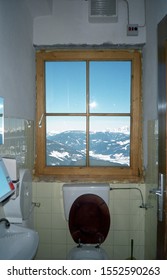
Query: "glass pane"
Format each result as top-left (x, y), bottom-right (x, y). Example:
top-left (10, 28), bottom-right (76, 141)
top-left (46, 116), bottom-right (86, 166)
top-left (89, 61), bottom-right (131, 113)
top-left (45, 62), bottom-right (86, 113)
top-left (89, 117), bottom-right (130, 166)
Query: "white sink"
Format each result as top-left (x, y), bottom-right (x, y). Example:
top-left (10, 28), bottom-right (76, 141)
top-left (0, 223), bottom-right (39, 260)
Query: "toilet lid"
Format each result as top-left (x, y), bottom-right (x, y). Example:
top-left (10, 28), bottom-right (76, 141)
top-left (69, 194), bottom-right (110, 244)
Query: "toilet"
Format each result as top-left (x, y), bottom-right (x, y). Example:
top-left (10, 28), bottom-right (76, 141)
top-left (63, 183), bottom-right (110, 260)
top-left (3, 169), bottom-right (35, 229)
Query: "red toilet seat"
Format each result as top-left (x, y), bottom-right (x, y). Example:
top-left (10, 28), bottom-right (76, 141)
top-left (69, 194), bottom-right (110, 244)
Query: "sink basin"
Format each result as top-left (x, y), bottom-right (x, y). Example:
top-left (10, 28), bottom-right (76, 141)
top-left (0, 224), bottom-right (39, 260)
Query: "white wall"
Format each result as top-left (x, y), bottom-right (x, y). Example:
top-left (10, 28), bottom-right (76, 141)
top-left (33, 0), bottom-right (146, 45)
top-left (0, 0), bottom-right (35, 120)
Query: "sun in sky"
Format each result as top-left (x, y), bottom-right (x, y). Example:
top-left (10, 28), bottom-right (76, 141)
top-left (89, 101), bottom-right (98, 109)
top-left (45, 60), bottom-right (131, 133)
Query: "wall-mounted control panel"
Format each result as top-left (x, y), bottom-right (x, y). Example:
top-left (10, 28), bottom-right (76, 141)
top-left (127, 24), bottom-right (138, 36)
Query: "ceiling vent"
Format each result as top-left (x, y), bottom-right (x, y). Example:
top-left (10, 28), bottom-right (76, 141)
top-left (88, 0), bottom-right (118, 23)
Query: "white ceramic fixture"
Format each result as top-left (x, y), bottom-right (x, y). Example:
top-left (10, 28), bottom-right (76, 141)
top-left (63, 183), bottom-right (110, 260)
top-left (63, 183), bottom-right (110, 220)
top-left (4, 169), bottom-right (34, 228)
top-left (67, 245), bottom-right (108, 260)
top-left (0, 223), bottom-right (39, 260)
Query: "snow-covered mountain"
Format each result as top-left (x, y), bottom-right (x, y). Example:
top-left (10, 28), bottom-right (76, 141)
top-left (46, 130), bottom-right (130, 166)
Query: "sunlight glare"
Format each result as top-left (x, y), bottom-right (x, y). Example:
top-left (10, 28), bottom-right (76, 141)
top-left (89, 101), bottom-right (97, 109)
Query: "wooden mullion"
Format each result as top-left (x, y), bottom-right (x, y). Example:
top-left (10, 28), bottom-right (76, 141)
top-left (35, 50), bottom-right (143, 182)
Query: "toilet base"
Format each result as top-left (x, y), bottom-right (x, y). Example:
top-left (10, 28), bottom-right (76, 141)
top-left (67, 245), bottom-right (108, 260)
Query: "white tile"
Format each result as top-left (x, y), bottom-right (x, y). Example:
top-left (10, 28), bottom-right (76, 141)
top-left (51, 213), bottom-right (66, 229)
top-left (35, 244), bottom-right (52, 260)
top-left (36, 213), bottom-right (52, 229)
top-left (113, 199), bottom-right (130, 215)
top-left (129, 185), bottom-right (145, 200)
top-left (113, 215), bottom-right (130, 231)
top-left (52, 197), bottom-right (64, 214)
top-left (52, 183), bottom-right (63, 198)
top-left (108, 200), bottom-right (114, 213)
top-left (38, 228), bottom-right (52, 243)
top-left (133, 245), bottom-right (145, 260)
top-left (32, 182), bottom-right (149, 260)
top-left (36, 182), bottom-right (53, 198)
top-left (114, 231), bottom-right (129, 245)
top-left (52, 244), bottom-right (67, 260)
top-left (111, 188), bottom-right (130, 200)
top-left (129, 214), bottom-right (145, 231)
top-left (52, 229), bottom-right (67, 244)
top-left (129, 199), bottom-right (143, 215)
top-left (113, 245), bottom-right (129, 260)
top-left (36, 198), bottom-right (52, 213)
top-left (129, 231), bottom-right (145, 246)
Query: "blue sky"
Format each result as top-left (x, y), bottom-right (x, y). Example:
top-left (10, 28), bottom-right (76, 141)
top-left (45, 61), bottom-right (131, 133)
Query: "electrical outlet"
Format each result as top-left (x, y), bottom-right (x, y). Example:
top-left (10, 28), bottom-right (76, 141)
top-left (127, 24), bottom-right (138, 36)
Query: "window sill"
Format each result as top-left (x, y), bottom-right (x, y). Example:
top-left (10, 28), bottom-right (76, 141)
top-left (33, 174), bottom-right (144, 184)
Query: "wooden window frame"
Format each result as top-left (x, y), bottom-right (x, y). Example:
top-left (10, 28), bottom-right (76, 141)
top-left (35, 49), bottom-right (142, 182)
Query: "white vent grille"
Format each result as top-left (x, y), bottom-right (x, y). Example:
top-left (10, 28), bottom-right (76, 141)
top-left (88, 0), bottom-right (118, 22)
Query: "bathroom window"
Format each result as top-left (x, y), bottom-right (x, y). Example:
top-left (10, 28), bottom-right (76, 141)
top-left (35, 50), bottom-right (142, 181)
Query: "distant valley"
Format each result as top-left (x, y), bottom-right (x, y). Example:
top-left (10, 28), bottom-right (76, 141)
top-left (46, 130), bottom-right (130, 167)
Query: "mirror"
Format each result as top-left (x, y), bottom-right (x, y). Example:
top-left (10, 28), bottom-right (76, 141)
top-left (0, 97), bottom-right (4, 145)
top-left (0, 158), bottom-right (15, 202)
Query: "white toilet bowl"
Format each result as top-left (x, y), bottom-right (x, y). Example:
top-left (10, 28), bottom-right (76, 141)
top-left (63, 183), bottom-right (110, 260)
top-left (67, 245), bottom-right (108, 260)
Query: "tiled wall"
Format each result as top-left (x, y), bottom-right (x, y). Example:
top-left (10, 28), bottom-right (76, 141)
top-left (0, 117), bottom-right (158, 260)
top-left (32, 182), bottom-right (146, 260)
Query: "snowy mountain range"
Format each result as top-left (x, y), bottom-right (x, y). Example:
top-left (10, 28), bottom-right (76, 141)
top-left (46, 130), bottom-right (130, 167)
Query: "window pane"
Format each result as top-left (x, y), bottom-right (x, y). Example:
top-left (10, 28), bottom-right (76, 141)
top-left (89, 117), bottom-right (130, 166)
top-left (89, 61), bottom-right (131, 113)
top-left (45, 62), bottom-right (86, 113)
top-left (46, 116), bottom-right (86, 166)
